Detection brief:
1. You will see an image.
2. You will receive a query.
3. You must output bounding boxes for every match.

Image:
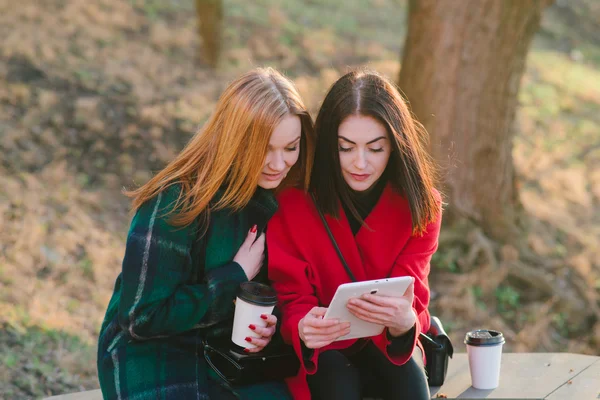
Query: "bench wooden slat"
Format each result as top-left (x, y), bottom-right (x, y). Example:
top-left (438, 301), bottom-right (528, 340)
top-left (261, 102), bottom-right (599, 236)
top-left (43, 353), bottom-right (599, 400)
top-left (546, 358), bottom-right (600, 399)
top-left (432, 352), bottom-right (599, 399)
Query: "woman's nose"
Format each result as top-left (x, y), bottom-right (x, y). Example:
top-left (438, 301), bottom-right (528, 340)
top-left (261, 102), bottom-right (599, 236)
top-left (354, 150), bottom-right (367, 170)
top-left (268, 151), bottom-right (286, 171)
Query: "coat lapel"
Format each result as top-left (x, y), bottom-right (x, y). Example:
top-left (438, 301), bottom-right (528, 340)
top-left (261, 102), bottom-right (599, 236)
top-left (356, 184), bottom-right (413, 280)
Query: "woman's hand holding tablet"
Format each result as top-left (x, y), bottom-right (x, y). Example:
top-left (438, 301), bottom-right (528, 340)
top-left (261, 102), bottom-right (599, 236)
top-left (298, 307), bottom-right (351, 349)
top-left (323, 276), bottom-right (415, 341)
top-left (346, 279), bottom-right (416, 337)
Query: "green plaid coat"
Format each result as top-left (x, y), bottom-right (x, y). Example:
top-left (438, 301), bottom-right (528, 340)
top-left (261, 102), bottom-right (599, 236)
top-left (97, 185), bottom-right (291, 400)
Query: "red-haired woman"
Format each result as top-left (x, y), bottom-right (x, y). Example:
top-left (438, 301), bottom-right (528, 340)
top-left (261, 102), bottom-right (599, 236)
top-left (97, 68), bottom-right (315, 400)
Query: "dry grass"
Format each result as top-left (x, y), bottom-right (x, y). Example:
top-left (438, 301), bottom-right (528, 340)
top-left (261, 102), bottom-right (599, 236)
top-left (0, 162), bottom-right (124, 343)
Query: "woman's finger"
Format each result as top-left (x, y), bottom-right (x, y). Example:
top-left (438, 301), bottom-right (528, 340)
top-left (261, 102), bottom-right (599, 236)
top-left (303, 322), bottom-right (350, 336)
top-left (305, 316), bottom-right (342, 328)
top-left (308, 326), bottom-right (351, 341)
top-left (246, 344), bottom-right (266, 353)
top-left (241, 225), bottom-right (258, 248)
top-left (303, 340), bottom-right (325, 349)
top-left (251, 233), bottom-right (266, 250)
top-left (348, 298), bottom-right (394, 315)
top-left (360, 293), bottom-right (405, 308)
top-left (261, 314), bottom-right (277, 326)
top-left (330, 327), bottom-right (351, 340)
top-left (305, 327), bottom-right (351, 348)
top-left (308, 307), bottom-right (328, 318)
top-left (360, 295), bottom-right (412, 317)
top-left (244, 336), bottom-right (270, 352)
top-left (348, 310), bottom-right (386, 325)
top-left (347, 304), bottom-right (389, 325)
top-left (246, 346), bottom-right (265, 353)
top-left (251, 324), bottom-right (275, 338)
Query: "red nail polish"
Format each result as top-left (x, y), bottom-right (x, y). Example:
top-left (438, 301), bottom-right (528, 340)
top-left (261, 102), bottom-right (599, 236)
top-left (245, 337), bottom-right (252, 342)
top-left (251, 225), bottom-right (257, 233)
top-left (244, 349), bottom-right (250, 353)
top-left (249, 324), bottom-right (256, 330)
top-left (260, 314), bottom-right (267, 320)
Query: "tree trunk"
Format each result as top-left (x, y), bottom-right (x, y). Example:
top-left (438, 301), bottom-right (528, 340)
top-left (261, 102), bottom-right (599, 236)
top-left (196, 0), bottom-right (223, 68)
top-left (399, 0), bottom-right (552, 243)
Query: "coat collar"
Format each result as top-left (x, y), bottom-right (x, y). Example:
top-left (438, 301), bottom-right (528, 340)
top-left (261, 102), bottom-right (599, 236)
top-left (212, 186), bottom-right (278, 236)
top-left (323, 183), bottom-right (413, 281)
top-left (212, 186), bottom-right (278, 217)
top-left (248, 187), bottom-right (278, 218)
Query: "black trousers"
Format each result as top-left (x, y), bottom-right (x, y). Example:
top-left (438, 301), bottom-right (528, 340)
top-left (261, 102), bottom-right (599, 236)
top-left (306, 342), bottom-right (430, 400)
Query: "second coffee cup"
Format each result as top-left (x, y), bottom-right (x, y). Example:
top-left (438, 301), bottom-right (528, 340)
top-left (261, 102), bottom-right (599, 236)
top-left (464, 329), bottom-right (505, 390)
top-left (231, 282), bottom-right (278, 349)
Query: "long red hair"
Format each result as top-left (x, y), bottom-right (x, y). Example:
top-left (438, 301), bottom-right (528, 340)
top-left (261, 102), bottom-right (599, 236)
top-left (126, 67), bottom-right (315, 226)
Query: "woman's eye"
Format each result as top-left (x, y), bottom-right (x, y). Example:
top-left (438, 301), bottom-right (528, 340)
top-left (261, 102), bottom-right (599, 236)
top-left (370, 148), bottom-right (384, 153)
top-left (338, 146), bottom-right (352, 152)
top-left (285, 146), bottom-right (298, 152)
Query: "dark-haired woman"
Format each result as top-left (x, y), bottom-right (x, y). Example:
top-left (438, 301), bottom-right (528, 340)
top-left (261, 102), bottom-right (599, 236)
top-left (267, 70), bottom-right (442, 400)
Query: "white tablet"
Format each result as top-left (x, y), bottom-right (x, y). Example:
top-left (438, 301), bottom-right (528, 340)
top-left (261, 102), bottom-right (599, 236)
top-left (324, 276), bottom-right (414, 341)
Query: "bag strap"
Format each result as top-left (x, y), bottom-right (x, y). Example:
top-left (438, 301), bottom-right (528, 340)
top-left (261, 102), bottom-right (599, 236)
top-left (311, 193), bottom-right (357, 282)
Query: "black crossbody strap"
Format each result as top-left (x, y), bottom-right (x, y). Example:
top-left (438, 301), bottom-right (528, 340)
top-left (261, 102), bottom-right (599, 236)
top-left (311, 193), bottom-right (357, 282)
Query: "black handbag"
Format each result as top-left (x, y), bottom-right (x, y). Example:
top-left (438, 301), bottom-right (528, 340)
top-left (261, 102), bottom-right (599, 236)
top-left (312, 194), bottom-right (453, 386)
top-left (203, 335), bottom-right (300, 386)
top-left (420, 316), bottom-right (454, 386)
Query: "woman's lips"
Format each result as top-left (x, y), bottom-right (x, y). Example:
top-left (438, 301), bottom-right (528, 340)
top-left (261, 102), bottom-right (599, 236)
top-left (350, 173), bottom-right (371, 182)
top-left (262, 172), bottom-right (283, 181)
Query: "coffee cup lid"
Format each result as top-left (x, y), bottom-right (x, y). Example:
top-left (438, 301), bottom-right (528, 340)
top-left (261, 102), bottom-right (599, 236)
top-left (238, 282), bottom-right (278, 306)
top-left (464, 329), bottom-right (505, 346)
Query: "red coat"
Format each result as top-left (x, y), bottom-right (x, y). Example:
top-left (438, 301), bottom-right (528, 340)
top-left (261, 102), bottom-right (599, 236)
top-left (267, 184), bottom-right (442, 399)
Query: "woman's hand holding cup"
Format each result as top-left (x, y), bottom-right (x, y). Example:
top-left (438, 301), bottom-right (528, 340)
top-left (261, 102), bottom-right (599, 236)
top-left (231, 282), bottom-right (277, 350)
top-left (245, 314), bottom-right (277, 353)
top-left (298, 307), bottom-right (351, 349)
top-left (346, 280), bottom-right (416, 337)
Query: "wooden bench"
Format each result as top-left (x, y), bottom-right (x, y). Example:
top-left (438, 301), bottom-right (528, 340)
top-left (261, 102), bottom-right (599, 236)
top-left (44, 352), bottom-right (600, 399)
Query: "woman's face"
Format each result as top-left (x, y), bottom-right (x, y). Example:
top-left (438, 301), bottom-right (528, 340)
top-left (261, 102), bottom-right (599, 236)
top-left (258, 114), bottom-right (301, 189)
top-left (338, 115), bottom-right (392, 192)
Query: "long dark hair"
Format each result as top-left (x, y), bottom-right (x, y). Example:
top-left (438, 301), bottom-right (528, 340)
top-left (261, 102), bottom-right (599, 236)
top-left (310, 69), bottom-right (440, 235)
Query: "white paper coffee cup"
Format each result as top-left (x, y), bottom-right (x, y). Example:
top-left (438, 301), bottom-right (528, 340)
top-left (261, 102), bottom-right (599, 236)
top-left (464, 329), bottom-right (505, 389)
top-left (231, 282), bottom-right (278, 349)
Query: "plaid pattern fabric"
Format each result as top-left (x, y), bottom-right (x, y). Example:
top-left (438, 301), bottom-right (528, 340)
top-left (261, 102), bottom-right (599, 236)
top-left (97, 185), bottom-right (290, 399)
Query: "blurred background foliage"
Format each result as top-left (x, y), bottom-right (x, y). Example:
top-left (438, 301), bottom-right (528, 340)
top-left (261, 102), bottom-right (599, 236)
top-left (0, 0), bottom-right (599, 398)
